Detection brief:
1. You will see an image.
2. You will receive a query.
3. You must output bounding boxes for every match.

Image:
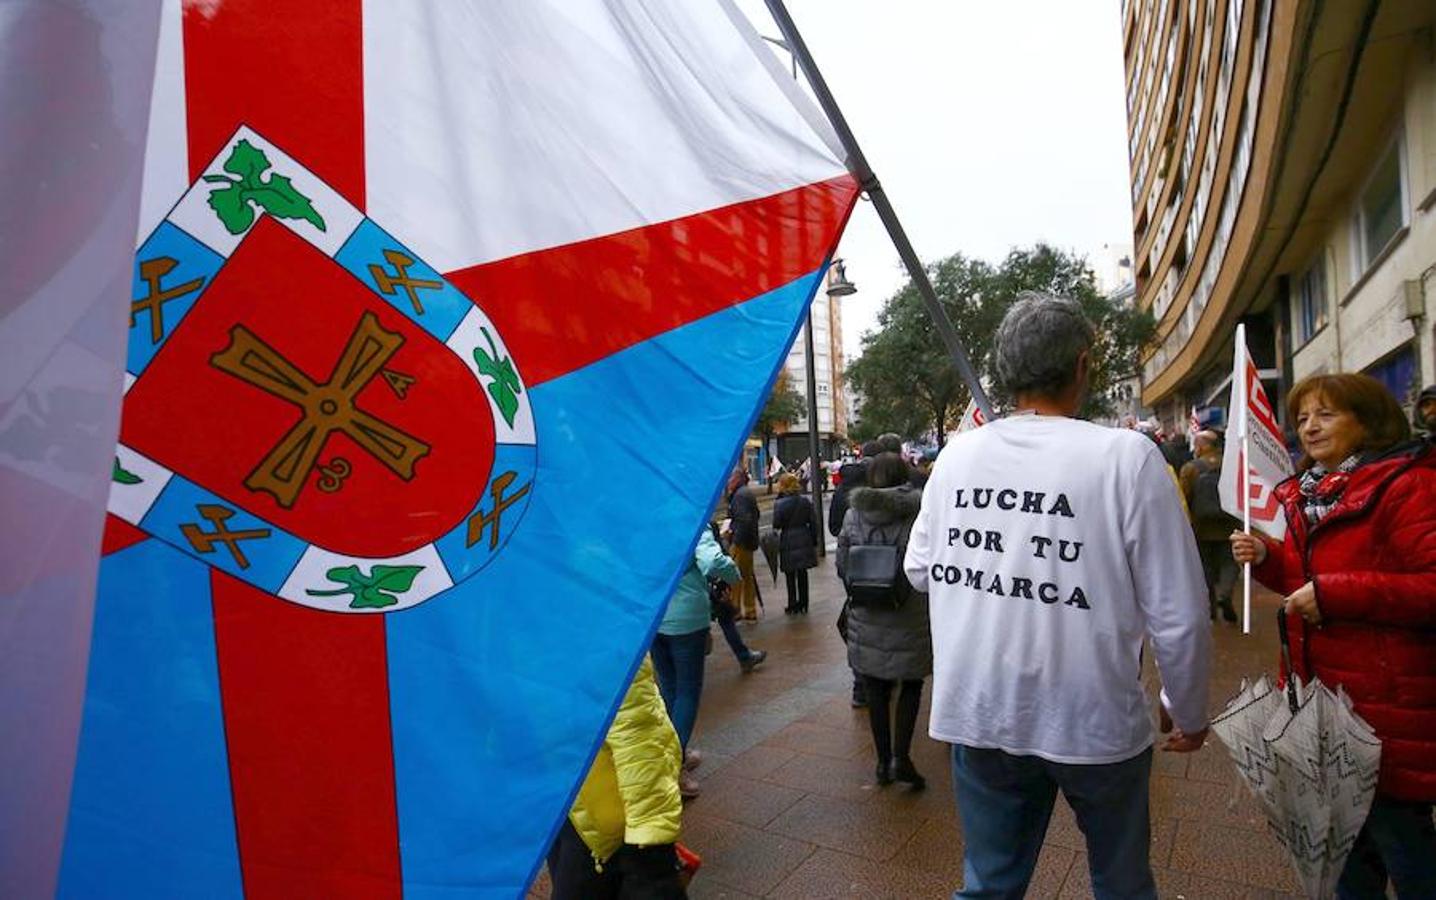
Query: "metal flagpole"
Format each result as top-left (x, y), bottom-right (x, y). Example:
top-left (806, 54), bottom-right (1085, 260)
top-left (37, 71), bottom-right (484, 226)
top-left (762, 0), bottom-right (995, 422)
top-left (1236, 324), bottom-right (1253, 635)
top-left (803, 311), bottom-right (825, 556)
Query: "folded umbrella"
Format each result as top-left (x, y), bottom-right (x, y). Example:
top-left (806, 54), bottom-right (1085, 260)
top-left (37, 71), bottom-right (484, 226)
top-left (759, 529), bottom-right (780, 583)
top-left (1211, 609), bottom-right (1381, 899)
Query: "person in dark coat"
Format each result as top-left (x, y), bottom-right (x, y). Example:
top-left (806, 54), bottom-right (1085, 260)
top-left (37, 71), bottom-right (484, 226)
top-left (1232, 373), bottom-right (1436, 898)
top-left (1416, 384), bottom-right (1436, 435)
top-left (771, 472), bottom-right (817, 614)
top-left (836, 452), bottom-right (932, 790)
top-left (724, 467), bottom-right (761, 621)
top-left (830, 440), bottom-right (881, 707)
top-left (828, 440), bottom-right (880, 537)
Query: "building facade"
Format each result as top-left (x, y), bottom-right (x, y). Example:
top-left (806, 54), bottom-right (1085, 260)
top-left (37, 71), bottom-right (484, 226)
top-left (774, 264), bottom-right (850, 465)
top-left (1122, 0), bottom-right (1436, 432)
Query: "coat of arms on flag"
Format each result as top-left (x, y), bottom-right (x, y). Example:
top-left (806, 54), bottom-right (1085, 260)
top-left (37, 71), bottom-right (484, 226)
top-left (55, 2), bottom-right (859, 897)
top-left (114, 127), bottom-right (537, 613)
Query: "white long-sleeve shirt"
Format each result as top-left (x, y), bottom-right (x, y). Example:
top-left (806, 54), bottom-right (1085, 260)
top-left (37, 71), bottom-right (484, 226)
top-left (904, 415), bottom-right (1211, 764)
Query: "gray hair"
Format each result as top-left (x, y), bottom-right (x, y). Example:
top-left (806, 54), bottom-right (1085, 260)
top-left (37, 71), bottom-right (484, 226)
top-left (992, 292), bottom-right (1095, 398)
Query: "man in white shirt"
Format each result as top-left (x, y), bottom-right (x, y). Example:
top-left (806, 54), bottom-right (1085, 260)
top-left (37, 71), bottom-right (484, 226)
top-left (905, 293), bottom-right (1211, 900)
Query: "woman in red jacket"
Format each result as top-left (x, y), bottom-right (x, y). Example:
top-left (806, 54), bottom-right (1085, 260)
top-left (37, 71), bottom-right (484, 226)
top-left (1231, 373), bottom-right (1436, 899)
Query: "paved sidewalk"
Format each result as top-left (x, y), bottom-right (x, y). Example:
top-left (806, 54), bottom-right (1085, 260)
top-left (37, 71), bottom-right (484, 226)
top-left (537, 558), bottom-right (1305, 899)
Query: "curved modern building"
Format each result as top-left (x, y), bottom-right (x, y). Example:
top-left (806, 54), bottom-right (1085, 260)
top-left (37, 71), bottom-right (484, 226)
top-left (1123, 0), bottom-right (1436, 428)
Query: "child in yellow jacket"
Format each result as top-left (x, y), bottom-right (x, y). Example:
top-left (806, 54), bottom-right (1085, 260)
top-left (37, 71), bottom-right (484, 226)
top-left (546, 655), bottom-right (686, 898)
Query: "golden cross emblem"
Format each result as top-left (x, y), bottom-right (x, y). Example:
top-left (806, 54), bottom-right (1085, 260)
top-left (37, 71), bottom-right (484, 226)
top-left (180, 504), bottom-right (272, 569)
top-left (369, 249), bottom-right (442, 315)
top-left (210, 310), bottom-right (430, 509)
top-left (132, 257), bottom-right (205, 344)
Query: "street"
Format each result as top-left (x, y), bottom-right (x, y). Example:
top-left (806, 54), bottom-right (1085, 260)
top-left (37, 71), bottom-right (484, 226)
top-left (533, 556), bottom-right (1305, 898)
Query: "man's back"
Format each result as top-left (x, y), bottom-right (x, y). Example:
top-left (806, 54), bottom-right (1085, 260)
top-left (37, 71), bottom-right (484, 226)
top-left (905, 415), bottom-right (1210, 764)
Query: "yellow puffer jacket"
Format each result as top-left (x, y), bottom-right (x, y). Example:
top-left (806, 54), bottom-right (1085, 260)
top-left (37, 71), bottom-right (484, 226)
top-left (568, 656), bottom-right (683, 865)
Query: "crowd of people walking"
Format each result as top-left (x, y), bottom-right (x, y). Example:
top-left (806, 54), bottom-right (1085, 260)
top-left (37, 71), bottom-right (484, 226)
top-left (545, 293), bottom-right (1436, 899)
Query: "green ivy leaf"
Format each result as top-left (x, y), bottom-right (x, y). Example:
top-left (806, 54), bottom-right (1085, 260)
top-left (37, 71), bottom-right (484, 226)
top-left (206, 182), bottom-right (257, 235)
top-left (305, 563), bottom-right (423, 609)
top-left (368, 565), bottom-right (424, 593)
top-left (247, 174), bottom-right (326, 232)
top-left (112, 457), bottom-right (142, 485)
top-left (204, 140), bottom-right (327, 235)
top-left (473, 328), bottom-right (523, 428)
top-left (223, 139), bottom-right (271, 183)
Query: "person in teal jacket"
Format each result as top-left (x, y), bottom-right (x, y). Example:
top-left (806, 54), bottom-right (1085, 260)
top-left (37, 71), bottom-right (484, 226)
top-left (651, 526), bottom-right (737, 799)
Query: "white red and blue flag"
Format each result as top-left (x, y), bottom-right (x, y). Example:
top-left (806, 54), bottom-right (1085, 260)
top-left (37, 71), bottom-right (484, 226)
top-left (35, 2), bottom-right (858, 896)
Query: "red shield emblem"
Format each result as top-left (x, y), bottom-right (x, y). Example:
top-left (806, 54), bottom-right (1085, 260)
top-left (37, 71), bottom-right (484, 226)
top-left (110, 127), bottom-right (537, 612)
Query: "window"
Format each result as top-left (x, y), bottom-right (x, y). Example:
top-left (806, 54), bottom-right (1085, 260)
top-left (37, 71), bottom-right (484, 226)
top-left (1356, 139), bottom-right (1407, 272)
top-left (1294, 257), bottom-right (1327, 345)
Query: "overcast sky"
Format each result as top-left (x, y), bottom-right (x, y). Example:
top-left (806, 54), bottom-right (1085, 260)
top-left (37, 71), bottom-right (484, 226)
top-left (733, 0), bottom-right (1136, 360)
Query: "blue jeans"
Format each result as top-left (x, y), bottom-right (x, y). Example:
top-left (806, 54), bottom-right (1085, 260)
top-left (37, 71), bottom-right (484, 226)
top-left (713, 598), bottom-right (754, 664)
top-left (649, 629), bottom-right (707, 750)
top-left (1337, 795), bottom-right (1436, 899)
top-left (950, 744), bottom-right (1156, 900)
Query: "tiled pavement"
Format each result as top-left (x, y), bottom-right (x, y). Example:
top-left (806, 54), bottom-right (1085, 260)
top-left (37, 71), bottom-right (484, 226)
top-left (533, 555), bottom-right (1306, 899)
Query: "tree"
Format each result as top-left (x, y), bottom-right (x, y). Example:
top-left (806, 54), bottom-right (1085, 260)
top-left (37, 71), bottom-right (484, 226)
top-left (753, 369), bottom-right (805, 455)
top-left (846, 253), bottom-right (997, 447)
top-left (846, 244), bottom-right (1155, 442)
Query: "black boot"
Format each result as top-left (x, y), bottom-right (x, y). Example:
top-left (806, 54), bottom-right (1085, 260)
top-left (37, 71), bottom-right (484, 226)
top-left (891, 757), bottom-right (926, 790)
top-left (874, 758), bottom-right (893, 786)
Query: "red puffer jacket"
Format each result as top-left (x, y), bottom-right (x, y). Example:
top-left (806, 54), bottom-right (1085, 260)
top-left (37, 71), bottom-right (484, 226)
top-left (1254, 440), bottom-right (1436, 802)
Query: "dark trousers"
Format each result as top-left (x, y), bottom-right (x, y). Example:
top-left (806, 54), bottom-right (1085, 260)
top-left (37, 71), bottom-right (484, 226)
top-left (1337, 796), bottom-right (1436, 899)
top-left (1196, 538), bottom-right (1237, 614)
top-left (950, 745), bottom-right (1156, 900)
top-left (863, 676), bottom-right (922, 763)
top-left (712, 599), bottom-right (754, 664)
top-left (783, 568), bottom-right (809, 612)
top-left (650, 629), bottom-right (706, 750)
top-left (547, 820), bottom-right (686, 899)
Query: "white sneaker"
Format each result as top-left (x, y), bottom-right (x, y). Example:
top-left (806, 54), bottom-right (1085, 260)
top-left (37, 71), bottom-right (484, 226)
top-left (679, 770), bottom-right (701, 799)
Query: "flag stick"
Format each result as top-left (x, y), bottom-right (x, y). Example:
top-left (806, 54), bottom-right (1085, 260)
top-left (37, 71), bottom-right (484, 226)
top-left (761, 0), bottom-right (995, 422)
top-left (1242, 431), bottom-right (1252, 635)
top-left (1236, 323), bottom-right (1252, 635)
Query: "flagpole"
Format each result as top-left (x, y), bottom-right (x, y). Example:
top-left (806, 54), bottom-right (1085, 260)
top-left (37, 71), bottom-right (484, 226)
top-left (761, 0), bottom-right (995, 422)
top-left (1236, 324), bottom-right (1252, 635)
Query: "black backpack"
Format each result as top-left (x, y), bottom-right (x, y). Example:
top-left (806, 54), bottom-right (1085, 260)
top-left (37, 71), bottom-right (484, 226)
top-left (843, 519), bottom-right (913, 608)
top-left (1190, 459), bottom-right (1235, 526)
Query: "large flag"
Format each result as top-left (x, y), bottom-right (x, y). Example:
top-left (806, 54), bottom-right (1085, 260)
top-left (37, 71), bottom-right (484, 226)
top-left (55, 3), bottom-right (859, 897)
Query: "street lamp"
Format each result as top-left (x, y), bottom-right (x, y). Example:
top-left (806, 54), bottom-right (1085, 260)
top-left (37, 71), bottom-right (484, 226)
top-left (797, 258), bottom-right (857, 557)
top-left (827, 259), bottom-right (857, 297)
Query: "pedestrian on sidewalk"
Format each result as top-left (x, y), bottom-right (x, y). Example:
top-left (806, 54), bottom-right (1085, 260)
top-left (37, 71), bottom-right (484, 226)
top-left (723, 467), bottom-right (761, 621)
top-left (837, 452), bottom-right (931, 790)
top-left (546, 655), bottom-right (687, 899)
top-left (1231, 373), bottom-right (1436, 899)
top-left (772, 472), bottom-right (817, 614)
top-left (906, 293), bottom-right (1211, 900)
top-left (652, 525), bottom-right (737, 799)
top-left (829, 440), bottom-right (882, 708)
top-left (706, 522), bottom-right (769, 679)
top-left (1178, 429), bottom-right (1239, 623)
top-left (1415, 384), bottom-right (1436, 436)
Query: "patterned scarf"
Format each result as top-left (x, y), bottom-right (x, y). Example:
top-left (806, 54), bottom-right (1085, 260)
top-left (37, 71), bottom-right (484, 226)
top-left (1297, 453), bottom-right (1363, 525)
